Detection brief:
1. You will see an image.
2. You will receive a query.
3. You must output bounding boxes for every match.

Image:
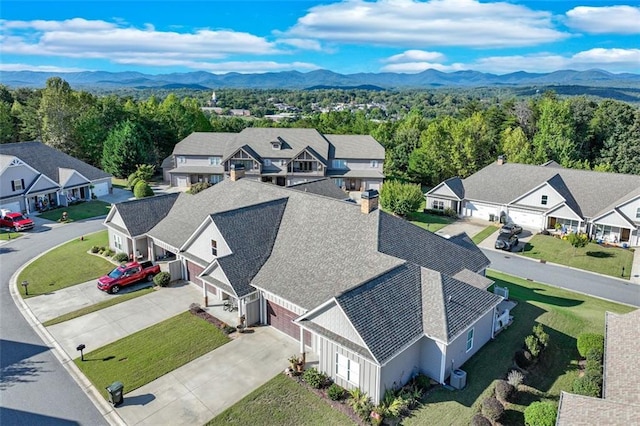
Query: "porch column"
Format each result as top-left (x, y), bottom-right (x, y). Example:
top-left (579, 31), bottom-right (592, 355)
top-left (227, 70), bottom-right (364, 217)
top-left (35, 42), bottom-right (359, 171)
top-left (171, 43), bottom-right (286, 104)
top-left (259, 294), bottom-right (266, 325)
top-left (202, 282), bottom-right (208, 307)
top-left (299, 326), bottom-right (305, 353)
top-left (132, 239), bottom-right (137, 260)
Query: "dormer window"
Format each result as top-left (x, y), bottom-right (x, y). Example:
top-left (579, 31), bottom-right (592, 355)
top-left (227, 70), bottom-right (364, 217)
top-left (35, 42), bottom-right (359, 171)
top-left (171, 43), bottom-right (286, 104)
top-left (270, 139), bottom-right (282, 150)
top-left (211, 240), bottom-right (217, 256)
top-left (636, 207), bottom-right (640, 219)
top-left (541, 195), bottom-right (548, 205)
top-left (177, 156), bottom-right (186, 164)
top-left (370, 160), bottom-right (378, 168)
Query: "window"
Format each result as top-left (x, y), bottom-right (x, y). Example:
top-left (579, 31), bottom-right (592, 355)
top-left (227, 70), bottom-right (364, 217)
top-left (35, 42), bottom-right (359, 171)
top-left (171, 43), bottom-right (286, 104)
top-left (334, 178), bottom-right (344, 188)
top-left (211, 240), bottom-right (218, 256)
top-left (264, 159), bottom-right (272, 166)
top-left (177, 156), bottom-right (186, 164)
top-left (636, 208), bottom-right (640, 219)
top-left (466, 328), bottom-right (474, 352)
top-left (209, 156), bottom-right (221, 166)
top-left (210, 175), bottom-right (223, 184)
top-left (114, 234), bottom-right (122, 250)
top-left (432, 200), bottom-right (445, 211)
top-left (11, 179), bottom-right (24, 191)
top-left (280, 159), bottom-right (287, 166)
top-left (336, 353), bottom-right (360, 385)
top-left (331, 159), bottom-right (347, 169)
top-left (541, 195), bottom-right (548, 205)
top-left (370, 160), bottom-right (378, 168)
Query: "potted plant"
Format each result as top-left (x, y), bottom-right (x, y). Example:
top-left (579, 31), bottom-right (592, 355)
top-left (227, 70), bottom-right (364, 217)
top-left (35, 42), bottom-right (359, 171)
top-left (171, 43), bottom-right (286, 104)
top-left (288, 354), bottom-right (300, 371)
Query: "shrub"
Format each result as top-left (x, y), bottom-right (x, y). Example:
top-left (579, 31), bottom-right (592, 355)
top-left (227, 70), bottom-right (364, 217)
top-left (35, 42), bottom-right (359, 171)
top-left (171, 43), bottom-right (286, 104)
top-left (515, 350), bottom-right (533, 368)
top-left (134, 180), bottom-right (154, 199)
top-left (399, 384), bottom-right (423, 409)
top-left (302, 368), bottom-right (328, 389)
top-left (585, 357), bottom-right (602, 374)
top-left (113, 252), bottom-right (129, 263)
top-left (187, 181), bottom-right (212, 195)
top-left (481, 397), bottom-right (504, 422)
top-left (508, 369), bottom-right (524, 388)
top-left (525, 335), bottom-right (541, 358)
top-left (348, 388), bottom-right (372, 421)
top-left (127, 172), bottom-right (139, 188)
top-left (377, 389), bottom-right (407, 419)
top-left (443, 207), bottom-right (458, 218)
top-left (572, 375), bottom-right (601, 397)
top-left (495, 379), bottom-right (515, 402)
top-left (90, 246), bottom-right (100, 253)
top-left (327, 383), bottom-right (345, 401)
top-left (129, 176), bottom-right (142, 190)
top-left (413, 373), bottom-right (431, 391)
top-left (533, 324), bottom-right (550, 348)
top-left (153, 271), bottom-right (171, 287)
top-left (524, 401), bottom-right (557, 426)
top-left (586, 347), bottom-right (603, 363)
top-left (577, 333), bottom-right (604, 358)
top-left (471, 413), bottom-right (492, 426)
top-left (103, 249), bottom-right (114, 257)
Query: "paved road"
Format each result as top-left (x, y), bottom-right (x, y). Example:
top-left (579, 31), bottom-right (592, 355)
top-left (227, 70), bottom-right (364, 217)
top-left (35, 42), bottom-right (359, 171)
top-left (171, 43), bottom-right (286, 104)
top-left (482, 248), bottom-right (640, 307)
top-left (0, 218), bottom-right (108, 426)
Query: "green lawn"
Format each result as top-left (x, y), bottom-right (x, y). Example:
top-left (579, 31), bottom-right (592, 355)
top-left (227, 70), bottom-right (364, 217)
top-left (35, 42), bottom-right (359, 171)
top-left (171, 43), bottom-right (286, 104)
top-left (38, 200), bottom-right (112, 222)
top-left (17, 230), bottom-right (113, 298)
top-left (75, 311), bottom-right (230, 396)
top-left (404, 270), bottom-right (634, 426)
top-left (206, 373), bottom-right (356, 426)
top-left (43, 287), bottom-right (155, 327)
top-left (407, 211), bottom-right (455, 232)
top-left (112, 177), bottom-right (128, 189)
top-left (472, 225), bottom-right (499, 244)
top-left (520, 234), bottom-right (634, 279)
top-left (0, 229), bottom-right (22, 241)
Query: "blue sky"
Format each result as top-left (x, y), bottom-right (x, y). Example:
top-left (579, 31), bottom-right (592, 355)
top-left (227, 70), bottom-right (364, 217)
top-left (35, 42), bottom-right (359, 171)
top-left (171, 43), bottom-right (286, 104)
top-left (1, 0), bottom-right (639, 75)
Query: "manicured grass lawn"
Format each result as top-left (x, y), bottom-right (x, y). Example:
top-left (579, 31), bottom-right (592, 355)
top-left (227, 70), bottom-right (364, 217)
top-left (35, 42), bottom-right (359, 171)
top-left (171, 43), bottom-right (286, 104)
top-left (472, 225), bottom-right (499, 244)
top-left (206, 373), bottom-right (356, 426)
top-left (404, 270), bottom-right (634, 426)
top-left (43, 287), bottom-right (155, 327)
top-left (520, 234), bottom-right (634, 279)
top-left (17, 230), bottom-right (113, 298)
top-left (0, 229), bottom-right (22, 241)
top-left (112, 177), bottom-right (128, 189)
top-left (407, 211), bottom-right (455, 232)
top-left (75, 311), bottom-right (230, 396)
top-left (38, 200), bottom-right (112, 222)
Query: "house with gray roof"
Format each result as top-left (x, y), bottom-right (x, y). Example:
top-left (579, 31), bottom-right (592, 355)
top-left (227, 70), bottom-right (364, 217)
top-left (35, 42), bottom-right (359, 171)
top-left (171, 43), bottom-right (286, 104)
top-left (426, 157), bottom-right (640, 246)
top-left (556, 308), bottom-right (640, 425)
top-left (0, 141), bottom-right (112, 215)
top-left (103, 172), bottom-right (504, 404)
top-left (162, 128), bottom-right (385, 192)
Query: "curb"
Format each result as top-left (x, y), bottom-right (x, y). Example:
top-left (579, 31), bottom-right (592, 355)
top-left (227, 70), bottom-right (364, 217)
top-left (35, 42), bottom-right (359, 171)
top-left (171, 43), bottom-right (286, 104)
top-left (9, 234), bottom-right (127, 426)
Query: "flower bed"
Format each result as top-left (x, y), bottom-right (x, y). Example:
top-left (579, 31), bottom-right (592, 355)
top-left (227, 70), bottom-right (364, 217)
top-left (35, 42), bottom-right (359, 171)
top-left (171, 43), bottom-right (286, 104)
top-left (189, 303), bottom-right (236, 335)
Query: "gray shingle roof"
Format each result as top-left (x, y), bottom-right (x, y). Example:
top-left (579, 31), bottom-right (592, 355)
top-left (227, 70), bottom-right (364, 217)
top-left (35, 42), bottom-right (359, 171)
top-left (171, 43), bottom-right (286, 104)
top-left (226, 128), bottom-right (330, 162)
top-left (0, 141), bottom-right (111, 183)
top-left (603, 309), bottom-right (640, 405)
top-left (325, 134), bottom-right (385, 159)
top-left (286, 178), bottom-right (349, 200)
top-left (444, 177), bottom-right (465, 199)
top-left (326, 169), bottom-right (385, 178)
top-left (111, 193), bottom-right (179, 237)
top-left (462, 162), bottom-right (640, 218)
top-left (213, 199), bottom-right (287, 297)
top-left (168, 165), bottom-right (224, 174)
top-left (172, 132), bottom-right (235, 156)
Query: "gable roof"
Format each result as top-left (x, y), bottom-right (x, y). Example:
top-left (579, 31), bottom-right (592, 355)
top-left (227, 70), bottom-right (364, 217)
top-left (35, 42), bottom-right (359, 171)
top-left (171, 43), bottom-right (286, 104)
top-left (110, 193), bottom-right (180, 237)
top-left (286, 178), bottom-right (350, 200)
top-left (0, 141), bottom-right (111, 183)
top-left (325, 134), bottom-right (385, 160)
top-left (226, 128), bottom-right (330, 162)
top-left (172, 132), bottom-right (235, 156)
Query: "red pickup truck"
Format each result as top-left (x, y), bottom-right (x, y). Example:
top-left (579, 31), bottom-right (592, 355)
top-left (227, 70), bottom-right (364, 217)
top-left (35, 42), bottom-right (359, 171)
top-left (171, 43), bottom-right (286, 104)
top-left (97, 261), bottom-right (161, 294)
top-left (0, 209), bottom-right (34, 231)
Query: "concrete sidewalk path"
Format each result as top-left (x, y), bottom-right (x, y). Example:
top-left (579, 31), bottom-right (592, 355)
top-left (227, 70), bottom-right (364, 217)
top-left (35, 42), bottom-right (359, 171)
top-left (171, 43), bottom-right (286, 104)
top-left (630, 247), bottom-right (640, 284)
top-left (116, 326), bottom-right (298, 426)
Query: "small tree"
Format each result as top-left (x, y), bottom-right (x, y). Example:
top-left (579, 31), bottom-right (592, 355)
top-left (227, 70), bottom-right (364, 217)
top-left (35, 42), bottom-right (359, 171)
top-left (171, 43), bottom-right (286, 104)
top-left (524, 401), bottom-right (557, 426)
top-left (577, 333), bottom-right (604, 358)
top-left (134, 180), bottom-right (154, 198)
top-left (525, 335), bottom-right (541, 358)
top-left (379, 180), bottom-right (423, 217)
top-left (567, 232), bottom-right (588, 255)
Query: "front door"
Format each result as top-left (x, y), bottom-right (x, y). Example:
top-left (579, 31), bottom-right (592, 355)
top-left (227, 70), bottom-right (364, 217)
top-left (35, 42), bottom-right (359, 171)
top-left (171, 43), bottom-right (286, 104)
top-left (621, 228), bottom-right (630, 242)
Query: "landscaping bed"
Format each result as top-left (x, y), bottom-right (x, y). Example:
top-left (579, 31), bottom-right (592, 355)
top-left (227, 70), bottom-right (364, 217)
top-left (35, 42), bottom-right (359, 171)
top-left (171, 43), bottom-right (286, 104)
top-left (75, 311), bottom-right (230, 396)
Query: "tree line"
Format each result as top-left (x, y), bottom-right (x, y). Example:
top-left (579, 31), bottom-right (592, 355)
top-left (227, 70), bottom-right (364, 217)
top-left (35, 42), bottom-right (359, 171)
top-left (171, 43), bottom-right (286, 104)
top-left (1, 78), bottom-right (638, 182)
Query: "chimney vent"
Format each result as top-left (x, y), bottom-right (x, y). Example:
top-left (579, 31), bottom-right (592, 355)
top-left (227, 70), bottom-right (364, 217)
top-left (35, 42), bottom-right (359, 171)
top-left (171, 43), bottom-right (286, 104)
top-left (361, 189), bottom-right (379, 214)
top-left (230, 164), bottom-right (245, 181)
top-left (497, 155), bottom-right (506, 165)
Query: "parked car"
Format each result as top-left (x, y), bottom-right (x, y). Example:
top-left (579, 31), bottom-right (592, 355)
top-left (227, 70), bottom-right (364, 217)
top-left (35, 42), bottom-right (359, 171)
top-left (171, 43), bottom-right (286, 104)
top-left (0, 209), bottom-right (34, 231)
top-left (97, 261), bottom-right (161, 294)
top-left (495, 233), bottom-right (519, 251)
top-left (500, 222), bottom-right (523, 235)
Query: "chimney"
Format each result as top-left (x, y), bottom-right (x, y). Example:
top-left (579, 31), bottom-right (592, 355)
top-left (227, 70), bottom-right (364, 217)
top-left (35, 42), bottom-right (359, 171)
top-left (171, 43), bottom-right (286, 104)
top-left (361, 189), bottom-right (379, 214)
top-left (497, 155), bottom-right (506, 165)
top-left (230, 164), bottom-right (245, 181)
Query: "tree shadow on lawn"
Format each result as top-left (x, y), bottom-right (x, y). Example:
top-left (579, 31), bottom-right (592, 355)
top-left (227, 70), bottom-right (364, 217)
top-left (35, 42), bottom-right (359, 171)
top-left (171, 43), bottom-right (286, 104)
top-left (586, 251), bottom-right (615, 258)
top-left (491, 277), bottom-right (583, 308)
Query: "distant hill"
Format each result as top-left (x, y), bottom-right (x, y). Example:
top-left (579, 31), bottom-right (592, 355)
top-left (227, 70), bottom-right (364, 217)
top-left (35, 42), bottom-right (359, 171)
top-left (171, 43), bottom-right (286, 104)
top-left (1, 68), bottom-right (639, 90)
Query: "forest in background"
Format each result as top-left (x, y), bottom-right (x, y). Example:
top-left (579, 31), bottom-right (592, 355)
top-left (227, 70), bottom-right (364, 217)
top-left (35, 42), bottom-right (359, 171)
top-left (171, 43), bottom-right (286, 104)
top-left (1, 77), bottom-right (638, 182)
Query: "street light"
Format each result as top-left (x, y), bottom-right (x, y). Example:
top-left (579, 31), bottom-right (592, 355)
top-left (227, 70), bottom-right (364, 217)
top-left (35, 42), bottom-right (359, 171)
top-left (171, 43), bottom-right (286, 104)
top-left (21, 280), bottom-right (29, 296)
top-left (77, 344), bottom-right (86, 361)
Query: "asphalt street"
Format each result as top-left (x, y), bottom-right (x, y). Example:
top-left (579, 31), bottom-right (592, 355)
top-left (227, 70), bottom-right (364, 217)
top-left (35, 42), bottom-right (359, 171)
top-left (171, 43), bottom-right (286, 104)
top-left (0, 218), bottom-right (108, 426)
top-left (483, 248), bottom-right (640, 307)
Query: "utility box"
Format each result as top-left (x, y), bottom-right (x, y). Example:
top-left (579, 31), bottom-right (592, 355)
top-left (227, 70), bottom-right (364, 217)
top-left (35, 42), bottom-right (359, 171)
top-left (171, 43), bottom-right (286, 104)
top-left (450, 369), bottom-right (467, 389)
top-left (106, 381), bottom-right (124, 406)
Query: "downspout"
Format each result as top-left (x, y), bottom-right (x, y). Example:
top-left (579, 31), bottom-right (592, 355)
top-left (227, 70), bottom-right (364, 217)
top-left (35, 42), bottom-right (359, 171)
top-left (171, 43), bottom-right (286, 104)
top-left (439, 342), bottom-right (447, 383)
top-left (491, 306), bottom-right (497, 339)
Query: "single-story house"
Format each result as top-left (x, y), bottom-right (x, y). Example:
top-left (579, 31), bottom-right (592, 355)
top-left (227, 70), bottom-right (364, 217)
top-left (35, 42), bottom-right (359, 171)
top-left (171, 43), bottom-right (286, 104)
top-left (104, 173), bottom-right (504, 404)
top-left (426, 157), bottom-right (640, 246)
top-left (0, 141), bottom-right (112, 214)
top-left (556, 308), bottom-right (640, 425)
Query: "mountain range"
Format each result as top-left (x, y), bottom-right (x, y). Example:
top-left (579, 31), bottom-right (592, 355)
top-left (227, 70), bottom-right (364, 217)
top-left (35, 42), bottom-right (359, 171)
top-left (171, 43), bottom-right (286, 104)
top-left (2, 68), bottom-right (639, 90)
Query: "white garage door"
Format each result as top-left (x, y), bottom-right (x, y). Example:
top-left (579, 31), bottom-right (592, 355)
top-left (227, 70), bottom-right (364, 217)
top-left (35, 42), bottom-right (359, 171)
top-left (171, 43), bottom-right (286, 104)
top-left (0, 201), bottom-right (21, 213)
top-left (176, 176), bottom-right (188, 187)
top-left (508, 210), bottom-right (543, 230)
top-left (92, 182), bottom-right (109, 197)
top-left (466, 201), bottom-right (497, 220)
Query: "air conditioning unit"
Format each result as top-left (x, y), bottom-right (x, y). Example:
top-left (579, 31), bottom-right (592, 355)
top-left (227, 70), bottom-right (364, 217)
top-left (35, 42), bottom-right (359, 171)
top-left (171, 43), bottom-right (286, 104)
top-left (450, 369), bottom-right (467, 389)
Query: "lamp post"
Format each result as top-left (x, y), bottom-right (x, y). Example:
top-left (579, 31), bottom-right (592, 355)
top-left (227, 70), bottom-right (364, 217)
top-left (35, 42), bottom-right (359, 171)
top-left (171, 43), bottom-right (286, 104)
top-left (77, 344), bottom-right (86, 361)
top-left (21, 280), bottom-right (29, 296)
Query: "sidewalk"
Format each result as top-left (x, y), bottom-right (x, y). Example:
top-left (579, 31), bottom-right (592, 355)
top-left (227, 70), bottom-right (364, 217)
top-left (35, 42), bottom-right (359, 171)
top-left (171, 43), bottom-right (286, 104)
top-left (630, 247), bottom-right (640, 284)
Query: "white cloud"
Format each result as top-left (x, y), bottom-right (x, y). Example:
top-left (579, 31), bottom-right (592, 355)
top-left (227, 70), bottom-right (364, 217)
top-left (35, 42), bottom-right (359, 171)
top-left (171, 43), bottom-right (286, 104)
top-left (277, 38), bottom-right (323, 51)
top-left (384, 50), bottom-right (446, 63)
top-left (286, 0), bottom-right (568, 48)
top-left (0, 63), bottom-right (89, 73)
top-left (565, 6), bottom-right (640, 34)
top-left (381, 61), bottom-right (465, 72)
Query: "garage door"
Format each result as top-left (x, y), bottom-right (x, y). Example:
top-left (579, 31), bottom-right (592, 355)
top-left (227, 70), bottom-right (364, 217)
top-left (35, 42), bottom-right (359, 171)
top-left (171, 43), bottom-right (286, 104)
top-left (92, 182), bottom-right (109, 197)
top-left (267, 301), bottom-right (311, 345)
top-left (0, 201), bottom-right (21, 213)
top-left (176, 176), bottom-right (188, 187)
top-left (466, 201), bottom-right (497, 220)
top-left (508, 209), bottom-right (543, 230)
top-left (187, 261), bottom-right (205, 288)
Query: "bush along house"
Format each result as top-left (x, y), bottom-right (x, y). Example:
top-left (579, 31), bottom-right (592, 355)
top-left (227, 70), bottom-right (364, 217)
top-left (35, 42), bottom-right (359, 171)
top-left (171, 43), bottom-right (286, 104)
top-left (104, 173), bottom-right (504, 404)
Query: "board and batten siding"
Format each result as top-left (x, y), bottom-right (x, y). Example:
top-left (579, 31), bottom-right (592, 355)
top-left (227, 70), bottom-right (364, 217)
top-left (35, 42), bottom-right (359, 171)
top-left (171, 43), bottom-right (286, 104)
top-left (184, 220), bottom-right (231, 264)
top-left (420, 337), bottom-right (444, 381)
top-left (314, 333), bottom-right (381, 403)
top-left (311, 303), bottom-right (366, 347)
top-left (380, 340), bottom-right (421, 397)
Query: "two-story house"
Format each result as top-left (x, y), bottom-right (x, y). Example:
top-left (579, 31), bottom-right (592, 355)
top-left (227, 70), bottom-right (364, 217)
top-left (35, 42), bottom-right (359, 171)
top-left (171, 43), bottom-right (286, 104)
top-left (426, 157), bottom-right (640, 246)
top-left (162, 128), bottom-right (385, 192)
top-left (0, 142), bottom-right (112, 214)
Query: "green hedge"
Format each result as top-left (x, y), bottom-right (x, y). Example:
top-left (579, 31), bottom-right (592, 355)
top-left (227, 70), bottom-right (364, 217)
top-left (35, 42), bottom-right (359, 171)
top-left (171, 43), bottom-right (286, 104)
top-left (577, 333), bottom-right (604, 358)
